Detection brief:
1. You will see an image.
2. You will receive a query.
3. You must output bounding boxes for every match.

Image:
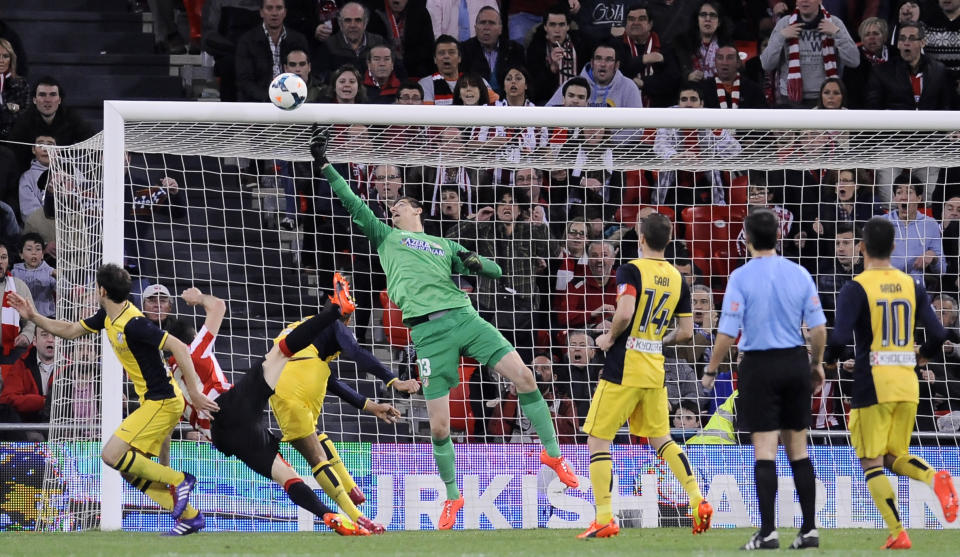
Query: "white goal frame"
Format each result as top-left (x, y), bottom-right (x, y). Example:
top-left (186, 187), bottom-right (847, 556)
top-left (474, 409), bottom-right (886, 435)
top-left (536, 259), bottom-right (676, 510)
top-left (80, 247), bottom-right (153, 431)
top-left (97, 100), bottom-right (960, 530)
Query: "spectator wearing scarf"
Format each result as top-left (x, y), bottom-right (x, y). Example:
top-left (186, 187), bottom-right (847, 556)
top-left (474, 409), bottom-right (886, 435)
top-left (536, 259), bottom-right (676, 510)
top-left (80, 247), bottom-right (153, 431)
top-left (759, 0), bottom-right (859, 106)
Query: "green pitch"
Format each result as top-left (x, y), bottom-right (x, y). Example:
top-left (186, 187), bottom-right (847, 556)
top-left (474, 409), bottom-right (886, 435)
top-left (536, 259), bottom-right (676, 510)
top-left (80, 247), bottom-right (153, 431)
top-left (4, 528), bottom-right (960, 556)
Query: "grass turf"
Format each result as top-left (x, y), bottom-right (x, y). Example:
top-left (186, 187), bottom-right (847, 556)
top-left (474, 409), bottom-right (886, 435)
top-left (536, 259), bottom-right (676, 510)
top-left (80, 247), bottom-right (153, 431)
top-left (4, 528), bottom-right (960, 556)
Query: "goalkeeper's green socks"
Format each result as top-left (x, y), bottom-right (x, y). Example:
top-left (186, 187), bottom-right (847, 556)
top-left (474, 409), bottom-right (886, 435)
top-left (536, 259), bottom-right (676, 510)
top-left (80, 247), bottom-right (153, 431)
top-left (126, 476), bottom-right (199, 519)
top-left (431, 436), bottom-right (461, 500)
top-left (892, 454), bottom-right (936, 485)
top-left (589, 451), bottom-right (614, 524)
top-left (312, 461), bottom-right (361, 520)
top-left (657, 440), bottom-right (703, 508)
top-left (318, 433), bottom-right (358, 493)
top-left (866, 466), bottom-right (904, 537)
top-left (518, 389), bottom-right (561, 458)
top-left (112, 450), bottom-right (183, 486)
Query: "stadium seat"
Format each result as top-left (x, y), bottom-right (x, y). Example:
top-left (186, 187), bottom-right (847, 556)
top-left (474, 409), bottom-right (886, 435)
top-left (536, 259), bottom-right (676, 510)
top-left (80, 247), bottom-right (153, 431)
top-left (449, 364), bottom-right (477, 436)
top-left (729, 174), bottom-right (749, 206)
top-left (380, 290), bottom-right (410, 348)
top-left (681, 205), bottom-right (748, 286)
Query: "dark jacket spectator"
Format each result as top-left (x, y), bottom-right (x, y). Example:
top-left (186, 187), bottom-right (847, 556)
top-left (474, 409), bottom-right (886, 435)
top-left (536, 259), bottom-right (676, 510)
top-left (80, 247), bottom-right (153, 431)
top-left (525, 8), bottom-right (590, 105)
top-left (368, 0), bottom-right (436, 79)
top-left (460, 35), bottom-right (525, 93)
top-left (8, 78), bottom-right (96, 171)
top-left (235, 23), bottom-right (310, 101)
top-left (865, 54), bottom-right (956, 110)
top-left (324, 2), bottom-right (387, 71)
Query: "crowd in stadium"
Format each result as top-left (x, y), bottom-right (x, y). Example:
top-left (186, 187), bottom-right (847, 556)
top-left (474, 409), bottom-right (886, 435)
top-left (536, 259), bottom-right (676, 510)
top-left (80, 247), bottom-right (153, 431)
top-left (1, 0), bottom-right (960, 444)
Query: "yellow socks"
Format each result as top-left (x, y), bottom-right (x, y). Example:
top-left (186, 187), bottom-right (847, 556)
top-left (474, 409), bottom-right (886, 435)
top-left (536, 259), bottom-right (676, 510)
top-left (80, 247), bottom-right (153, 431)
top-left (127, 476), bottom-right (198, 518)
top-left (318, 433), bottom-right (358, 493)
top-left (658, 440), bottom-right (703, 508)
top-left (312, 461), bottom-right (361, 520)
top-left (589, 451), bottom-right (614, 524)
top-left (866, 466), bottom-right (904, 537)
top-left (892, 454), bottom-right (936, 486)
top-left (113, 450), bottom-right (184, 486)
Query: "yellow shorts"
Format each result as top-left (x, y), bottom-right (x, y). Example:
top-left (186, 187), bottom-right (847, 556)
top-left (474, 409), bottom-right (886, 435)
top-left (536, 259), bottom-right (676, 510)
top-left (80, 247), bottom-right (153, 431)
top-left (115, 396), bottom-right (184, 456)
top-left (582, 380), bottom-right (669, 440)
top-left (269, 357), bottom-right (330, 442)
top-left (849, 401), bottom-right (918, 460)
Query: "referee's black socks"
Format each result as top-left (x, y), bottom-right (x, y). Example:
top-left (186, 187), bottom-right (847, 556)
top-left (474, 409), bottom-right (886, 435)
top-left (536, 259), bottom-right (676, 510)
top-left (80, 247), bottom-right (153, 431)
top-left (755, 460), bottom-right (778, 536)
top-left (790, 457), bottom-right (817, 534)
top-left (278, 302), bottom-right (341, 357)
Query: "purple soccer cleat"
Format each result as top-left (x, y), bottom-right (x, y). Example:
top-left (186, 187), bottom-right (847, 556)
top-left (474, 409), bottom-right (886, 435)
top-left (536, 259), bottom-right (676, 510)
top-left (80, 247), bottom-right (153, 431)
top-left (171, 472), bottom-right (197, 519)
top-left (164, 512), bottom-right (205, 536)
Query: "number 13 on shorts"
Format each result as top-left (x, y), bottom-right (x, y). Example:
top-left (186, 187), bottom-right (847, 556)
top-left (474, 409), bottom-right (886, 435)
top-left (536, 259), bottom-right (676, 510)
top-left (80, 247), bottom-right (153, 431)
top-left (417, 358), bottom-right (432, 387)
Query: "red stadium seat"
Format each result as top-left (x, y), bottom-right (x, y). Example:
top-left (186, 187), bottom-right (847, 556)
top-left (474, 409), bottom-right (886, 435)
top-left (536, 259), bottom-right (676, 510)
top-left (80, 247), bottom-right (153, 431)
top-left (379, 290), bottom-right (410, 348)
top-left (681, 205), bottom-right (748, 286)
top-left (729, 174), bottom-right (749, 206)
top-left (449, 363), bottom-right (477, 435)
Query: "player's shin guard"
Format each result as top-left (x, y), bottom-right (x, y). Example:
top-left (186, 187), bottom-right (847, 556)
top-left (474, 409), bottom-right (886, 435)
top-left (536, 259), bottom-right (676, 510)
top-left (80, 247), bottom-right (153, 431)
top-left (126, 477), bottom-right (199, 518)
top-left (518, 389), bottom-right (561, 458)
top-left (589, 451), bottom-right (614, 524)
top-left (277, 303), bottom-right (341, 357)
top-left (431, 436), bottom-right (461, 500)
top-left (284, 477), bottom-right (336, 517)
top-left (790, 457), bottom-right (817, 533)
top-left (318, 433), bottom-right (358, 493)
top-left (657, 441), bottom-right (703, 508)
top-left (866, 466), bottom-right (904, 537)
top-left (112, 450), bottom-right (183, 486)
top-left (754, 460), bottom-right (778, 537)
top-left (891, 454), bottom-right (936, 485)
top-left (312, 462), bottom-right (361, 520)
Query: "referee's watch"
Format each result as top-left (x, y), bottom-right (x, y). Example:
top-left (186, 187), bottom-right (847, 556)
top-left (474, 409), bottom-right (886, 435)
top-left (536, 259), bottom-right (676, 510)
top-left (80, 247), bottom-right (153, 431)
top-left (703, 370), bottom-right (718, 377)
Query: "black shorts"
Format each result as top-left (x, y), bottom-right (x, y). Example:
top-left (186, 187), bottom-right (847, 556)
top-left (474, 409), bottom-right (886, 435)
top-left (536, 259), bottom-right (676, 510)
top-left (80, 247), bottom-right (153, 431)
top-left (738, 346), bottom-right (812, 433)
top-left (210, 359), bottom-right (280, 479)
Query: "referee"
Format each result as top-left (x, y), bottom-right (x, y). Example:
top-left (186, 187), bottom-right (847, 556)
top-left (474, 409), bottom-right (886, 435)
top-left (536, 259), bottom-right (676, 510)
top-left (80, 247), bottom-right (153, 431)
top-left (702, 208), bottom-right (827, 550)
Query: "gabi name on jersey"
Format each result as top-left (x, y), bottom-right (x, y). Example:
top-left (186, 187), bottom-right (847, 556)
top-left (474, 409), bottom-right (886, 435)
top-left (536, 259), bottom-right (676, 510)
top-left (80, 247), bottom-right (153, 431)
top-left (402, 236), bottom-right (445, 256)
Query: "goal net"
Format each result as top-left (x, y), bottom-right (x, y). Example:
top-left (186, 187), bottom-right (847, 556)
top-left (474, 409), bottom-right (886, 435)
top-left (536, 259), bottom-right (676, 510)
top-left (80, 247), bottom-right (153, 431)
top-left (35, 103), bottom-right (960, 532)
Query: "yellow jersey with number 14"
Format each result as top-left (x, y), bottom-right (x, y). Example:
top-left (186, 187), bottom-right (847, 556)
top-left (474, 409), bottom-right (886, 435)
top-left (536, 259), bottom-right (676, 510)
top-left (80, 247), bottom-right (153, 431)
top-left (603, 258), bottom-right (691, 388)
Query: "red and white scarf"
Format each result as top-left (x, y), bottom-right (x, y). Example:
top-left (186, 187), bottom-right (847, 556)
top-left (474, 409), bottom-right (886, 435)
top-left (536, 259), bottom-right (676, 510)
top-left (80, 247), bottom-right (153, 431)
top-left (861, 44), bottom-right (888, 65)
top-left (786, 7), bottom-right (837, 103)
top-left (2, 275), bottom-right (20, 356)
top-left (694, 38), bottom-right (719, 78)
top-left (715, 76), bottom-right (740, 108)
top-left (384, 0), bottom-right (403, 40)
top-left (624, 32), bottom-right (660, 77)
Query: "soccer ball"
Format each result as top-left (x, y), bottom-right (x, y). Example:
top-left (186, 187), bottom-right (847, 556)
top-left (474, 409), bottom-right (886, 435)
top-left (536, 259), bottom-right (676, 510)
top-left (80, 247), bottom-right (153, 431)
top-left (268, 73), bottom-right (307, 110)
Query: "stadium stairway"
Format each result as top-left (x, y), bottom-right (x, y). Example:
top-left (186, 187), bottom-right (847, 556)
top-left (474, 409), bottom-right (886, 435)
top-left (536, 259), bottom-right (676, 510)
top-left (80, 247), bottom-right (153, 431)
top-left (7, 0), bottom-right (196, 129)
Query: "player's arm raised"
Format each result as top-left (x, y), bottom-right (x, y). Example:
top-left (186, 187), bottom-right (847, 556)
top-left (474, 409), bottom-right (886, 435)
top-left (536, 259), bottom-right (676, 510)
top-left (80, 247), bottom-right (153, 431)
top-left (310, 125), bottom-right (391, 247)
top-left (182, 287), bottom-right (226, 336)
top-left (454, 247), bottom-right (502, 278)
top-left (162, 333), bottom-right (219, 413)
top-left (7, 292), bottom-right (89, 339)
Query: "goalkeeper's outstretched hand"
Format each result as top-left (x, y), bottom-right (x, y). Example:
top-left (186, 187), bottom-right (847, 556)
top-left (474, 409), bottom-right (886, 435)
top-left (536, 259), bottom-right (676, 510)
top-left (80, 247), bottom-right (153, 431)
top-left (458, 250), bottom-right (484, 273)
top-left (310, 124), bottom-right (330, 166)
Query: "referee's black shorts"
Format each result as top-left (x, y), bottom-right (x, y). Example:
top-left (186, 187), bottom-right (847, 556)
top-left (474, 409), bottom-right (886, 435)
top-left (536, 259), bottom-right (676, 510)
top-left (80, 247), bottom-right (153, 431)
top-left (210, 358), bottom-right (280, 479)
top-left (738, 346), bottom-right (812, 433)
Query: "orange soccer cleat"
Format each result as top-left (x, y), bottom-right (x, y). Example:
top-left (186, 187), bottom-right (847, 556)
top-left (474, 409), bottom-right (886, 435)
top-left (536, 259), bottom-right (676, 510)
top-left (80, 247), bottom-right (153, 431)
top-left (438, 496), bottom-right (464, 530)
top-left (882, 530), bottom-right (911, 550)
top-left (330, 272), bottom-right (356, 315)
top-left (540, 449), bottom-right (579, 489)
top-left (577, 518), bottom-right (620, 539)
top-left (934, 470), bottom-right (958, 523)
top-left (692, 499), bottom-right (713, 534)
top-left (323, 513), bottom-right (370, 536)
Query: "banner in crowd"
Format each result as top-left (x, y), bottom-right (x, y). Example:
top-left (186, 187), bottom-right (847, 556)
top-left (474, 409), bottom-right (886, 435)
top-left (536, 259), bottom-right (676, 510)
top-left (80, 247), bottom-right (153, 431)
top-left (3, 443), bottom-right (959, 531)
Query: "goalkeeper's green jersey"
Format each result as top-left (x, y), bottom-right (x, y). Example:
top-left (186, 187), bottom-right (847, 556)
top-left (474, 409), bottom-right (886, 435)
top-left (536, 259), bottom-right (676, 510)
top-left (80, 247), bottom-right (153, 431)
top-left (324, 164), bottom-right (502, 319)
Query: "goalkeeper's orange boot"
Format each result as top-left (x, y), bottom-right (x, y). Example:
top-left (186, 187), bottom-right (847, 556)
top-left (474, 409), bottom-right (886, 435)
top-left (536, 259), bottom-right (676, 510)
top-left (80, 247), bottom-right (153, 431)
top-left (323, 513), bottom-right (370, 536)
top-left (692, 499), bottom-right (713, 534)
top-left (330, 272), bottom-right (356, 315)
top-left (355, 515), bottom-right (385, 535)
top-left (438, 496), bottom-right (464, 530)
top-left (882, 530), bottom-right (911, 549)
top-left (934, 470), bottom-right (958, 523)
top-left (540, 449), bottom-right (579, 488)
top-left (576, 518), bottom-right (619, 539)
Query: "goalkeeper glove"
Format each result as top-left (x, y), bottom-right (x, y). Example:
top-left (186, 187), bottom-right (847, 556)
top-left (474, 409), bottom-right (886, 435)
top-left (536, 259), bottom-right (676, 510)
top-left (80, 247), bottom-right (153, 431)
top-left (310, 124), bottom-right (330, 166)
top-left (458, 250), bottom-right (484, 273)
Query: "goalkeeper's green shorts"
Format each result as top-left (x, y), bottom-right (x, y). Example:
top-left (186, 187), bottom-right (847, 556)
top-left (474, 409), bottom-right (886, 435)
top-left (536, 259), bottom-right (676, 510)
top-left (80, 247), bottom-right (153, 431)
top-left (407, 307), bottom-right (514, 400)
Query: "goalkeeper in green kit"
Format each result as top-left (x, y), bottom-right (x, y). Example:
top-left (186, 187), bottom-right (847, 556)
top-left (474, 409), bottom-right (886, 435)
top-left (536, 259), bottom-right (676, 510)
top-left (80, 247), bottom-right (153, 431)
top-left (310, 127), bottom-right (578, 530)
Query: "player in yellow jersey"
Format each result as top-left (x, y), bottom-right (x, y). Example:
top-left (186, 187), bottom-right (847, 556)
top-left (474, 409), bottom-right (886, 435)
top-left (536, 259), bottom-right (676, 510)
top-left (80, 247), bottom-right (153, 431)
top-left (578, 213), bottom-right (712, 539)
top-left (827, 217), bottom-right (959, 549)
top-left (270, 273), bottom-right (420, 534)
top-left (8, 264), bottom-right (220, 535)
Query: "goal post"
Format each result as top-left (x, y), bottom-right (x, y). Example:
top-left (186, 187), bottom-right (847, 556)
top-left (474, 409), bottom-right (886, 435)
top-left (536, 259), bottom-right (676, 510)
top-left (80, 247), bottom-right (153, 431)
top-left (34, 100), bottom-right (960, 532)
